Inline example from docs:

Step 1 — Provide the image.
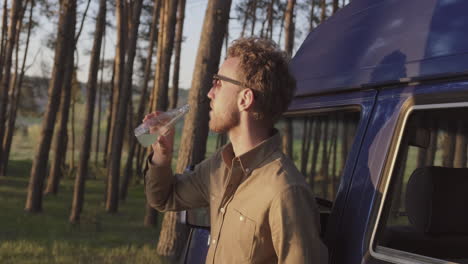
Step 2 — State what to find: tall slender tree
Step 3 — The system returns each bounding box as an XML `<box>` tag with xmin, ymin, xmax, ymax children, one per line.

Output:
<box><xmin>156</xmin><ymin>0</ymin><xmax>233</xmax><ymax>258</ymax></box>
<box><xmin>25</xmin><ymin>0</ymin><xmax>76</xmax><ymax>212</ymax></box>
<box><xmin>281</xmin><ymin>0</ymin><xmax>295</xmax><ymax>158</ymax></box>
<box><xmin>136</xmin><ymin>3</ymin><xmax>161</xmax><ymax>227</ymax></box>
<box><xmin>169</xmin><ymin>0</ymin><xmax>186</xmax><ymax>109</ymax></box>
<box><xmin>0</xmin><ymin>0</ymin><xmax>9</xmax><ymax>83</ymax></box>
<box><xmin>1</xmin><ymin>0</ymin><xmax>34</xmax><ymax>177</ymax></box>
<box><xmin>151</xmin><ymin>0</ymin><xmax>178</xmax><ymax>112</ymax></box>
<box><xmin>121</xmin><ymin>0</ymin><xmax>154</xmax><ymax>202</ymax></box>
<box><xmin>0</xmin><ymin>0</ymin><xmax>22</xmax><ymax>171</ymax></box>
<box><xmin>70</xmin><ymin>0</ymin><xmax>107</xmax><ymax>223</ymax></box>
<box><xmin>106</xmin><ymin>0</ymin><xmax>143</xmax><ymax>213</ymax></box>
<box><xmin>94</xmin><ymin>27</ymin><xmax>106</xmax><ymax>166</ymax></box>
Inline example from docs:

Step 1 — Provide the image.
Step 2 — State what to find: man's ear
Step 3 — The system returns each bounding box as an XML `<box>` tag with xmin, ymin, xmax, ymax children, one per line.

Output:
<box><xmin>238</xmin><ymin>88</ymin><xmax>254</xmax><ymax>111</ymax></box>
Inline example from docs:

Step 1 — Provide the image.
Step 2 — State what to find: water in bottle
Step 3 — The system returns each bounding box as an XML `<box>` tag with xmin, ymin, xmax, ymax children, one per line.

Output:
<box><xmin>134</xmin><ymin>104</ymin><xmax>190</xmax><ymax>147</ymax></box>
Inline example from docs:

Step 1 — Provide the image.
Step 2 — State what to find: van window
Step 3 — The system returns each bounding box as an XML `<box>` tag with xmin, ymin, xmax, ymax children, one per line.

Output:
<box><xmin>284</xmin><ymin>110</ymin><xmax>360</xmax><ymax>202</ymax></box>
<box><xmin>374</xmin><ymin>106</ymin><xmax>468</xmax><ymax>263</ymax></box>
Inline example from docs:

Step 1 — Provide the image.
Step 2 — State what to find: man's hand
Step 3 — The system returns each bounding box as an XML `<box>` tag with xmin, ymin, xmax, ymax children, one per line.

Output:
<box><xmin>143</xmin><ymin>112</ymin><xmax>175</xmax><ymax>167</ymax></box>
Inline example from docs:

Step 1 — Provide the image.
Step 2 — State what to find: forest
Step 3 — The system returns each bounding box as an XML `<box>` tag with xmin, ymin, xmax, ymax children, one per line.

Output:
<box><xmin>0</xmin><ymin>0</ymin><xmax>350</xmax><ymax>262</ymax></box>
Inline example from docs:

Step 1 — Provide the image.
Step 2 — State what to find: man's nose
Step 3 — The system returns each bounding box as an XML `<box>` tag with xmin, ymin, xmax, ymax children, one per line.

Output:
<box><xmin>207</xmin><ymin>87</ymin><xmax>214</xmax><ymax>100</ymax></box>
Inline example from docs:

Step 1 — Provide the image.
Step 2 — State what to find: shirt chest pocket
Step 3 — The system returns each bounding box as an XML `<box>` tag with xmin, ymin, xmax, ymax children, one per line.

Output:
<box><xmin>228</xmin><ymin>208</ymin><xmax>256</xmax><ymax>261</ymax></box>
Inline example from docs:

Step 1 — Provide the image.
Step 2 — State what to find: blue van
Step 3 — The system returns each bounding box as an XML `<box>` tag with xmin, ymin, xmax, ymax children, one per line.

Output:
<box><xmin>181</xmin><ymin>0</ymin><xmax>468</xmax><ymax>263</ymax></box>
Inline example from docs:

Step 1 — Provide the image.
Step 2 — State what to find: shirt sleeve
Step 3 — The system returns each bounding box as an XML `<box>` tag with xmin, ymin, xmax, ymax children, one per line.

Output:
<box><xmin>269</xmin><ymin>185</ymin><xmax>328</xmax><ymax>264</ymax></box>
<box><xmin>144</xmin><ymin>153</ymin><xmax>211</xmax><ymax>212</ymax></box>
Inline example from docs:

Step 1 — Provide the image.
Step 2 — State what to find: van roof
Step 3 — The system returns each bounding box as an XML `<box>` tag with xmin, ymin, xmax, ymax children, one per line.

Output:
<box><xmin>290</xmin><ymin>0</ymin><xmax>468</xmax><ymax>97</ymax></box>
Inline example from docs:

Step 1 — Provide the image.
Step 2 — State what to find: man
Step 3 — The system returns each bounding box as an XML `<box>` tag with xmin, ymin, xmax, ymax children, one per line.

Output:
<box><xmin>145</xmin><ymin>37</ymin><xmax>328</xmax><ymax>264</ymax></box>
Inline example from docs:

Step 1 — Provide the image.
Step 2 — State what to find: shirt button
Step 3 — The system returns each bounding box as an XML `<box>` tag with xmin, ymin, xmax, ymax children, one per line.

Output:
<box><xmin>220</xmin><ymin>208</ymin><xmax>225</xmax><ymax>214</ymax></box>
<box><xmin>212</xmin><ymin>239</ymin><xmax>217</xmax><ymax>244</ymax></box>
<box><xmin>240</xmin><ymin>216</ymin><xmax>245</xmax><ymax>221</ymax></box>
<box><xmin>245</xmin><ymin>168</ymin><xmax>250</xmax><ymax>173</ymax></box>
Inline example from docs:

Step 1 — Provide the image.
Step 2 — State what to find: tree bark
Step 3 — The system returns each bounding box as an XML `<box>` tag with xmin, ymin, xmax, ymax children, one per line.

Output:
<box><xmin>25</xmin><ymin>0</ymin><xmax>76</xmax><ymax>212</ymax></box>
<box><xmin>321</xmin><ymin>0</ymin><xmax>327</xmax><ymax>21</ymax></box>
<box><xmin>121</xmin><ymin>99</ymin><xmax>135</xmax><ymax>201</ymax></box>
<box><xmin>454</xmin><ymin>120</ymin><xmax>467</xmax><ymax>168</ymax></box>
<box><xmin>151</xmin><ymin>0</ymin><xmax>178</xmax><ymax>112</ymax></box>
<box><xmin>0</xmin><ymin>0</ymin><xmax>21</xmax><ymax>171</ymax></box>
<box><xmin>169</xmin><ymin>0</ymin><xmax>186</xmax><ymax>109</ymax></box>
<box><xmin>106</xmin><ymin>0</ymin><xmax>143</xmax><ymax>213</ymax></box>
<box><xmin>281</xmin><ymin>0</ymin><xmax>295</xmax><ymax>158</ymax></box>
<box><xmin>332</xmin><ymin>0</ymin><xmax>339</xmax><ymax>14</ymax></box>
<box><xmin>1</xmin><ymin>0</ymin><xmax>34</xmax><ymax>177</ymax></box>
<box><xmin>94</xmin><ymin>28</ymin><xmax>106</xmax><ymax>166</ymax></box>
<box><xmin>309</xmin><ymin>117</ymin><xmax>322</xmax><ymax>189</ymax></box>
<box><xmin>320</xmin><ymin>119</ymin><xmax>329</xmax><ymax>199</ymax></box>
<box><xmin>0</xmin><ymin>0</ymin><xmax>9</xmax><ymax>83</ymax></box>
<box><xmin>309</xmin><ymin>0</ymin><xmax>316</xmax><ymax>32</ymax></box>
<box><xmin>103</xmin><ymin>59</ymin><xmax>116</xmax><ymax>167</ymax></box>
<box><xmin>70</xmin><ymin>0</ymin><xmax>106</xmax><ymax>223</ymax></box>
<box><xmin>424</xmin><ymin>120</ymin><xmax>438</xmax><ymax>166</ymax></box>
<box><xmin>300</xmin><ymin>118</ymin><xmax>313</xmax><ymax>175</ymax></box>
<box><xmin>250</xmin><ymin>0</ymin><xmax>257</xmax><ymax>36</ymax></box>
<box><xmin>441</xmin><ymin>120</ymin><xmax>456</xmax><ymax>167</ymax></box>
<box><xmin>156</xmin><ymin>0</ymin><xmax>233</xmax><ymax>258</ymax></box>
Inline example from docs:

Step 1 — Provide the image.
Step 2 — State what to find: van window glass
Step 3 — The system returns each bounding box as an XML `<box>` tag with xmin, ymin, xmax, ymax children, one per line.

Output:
<box><xmin>374</xmin><ymin>107</ymin><xmax>468</xmax><ymax>263</ymax></box>
<box><xmin>281</xmin><ymin>110</ymin><xmax>360</xmax><ymax>202</ymax></box>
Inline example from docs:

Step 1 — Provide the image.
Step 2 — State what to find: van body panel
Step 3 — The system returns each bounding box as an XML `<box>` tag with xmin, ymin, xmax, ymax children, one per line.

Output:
<box><xmin>290</xmin><ymin>0</ymin><xmax>468</xmax><ymax>96</ymax></box>
<box><xmin>334</xmin><ymin>81</ymin><xmax>468</xmax><ymax>264</ymax></box>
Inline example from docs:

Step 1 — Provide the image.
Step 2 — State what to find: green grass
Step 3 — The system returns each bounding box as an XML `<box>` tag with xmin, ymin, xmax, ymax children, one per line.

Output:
<box><xmin>0</xmin><ymin>159</ymin><xmax>166</xmax><ymax>264</ymax></box>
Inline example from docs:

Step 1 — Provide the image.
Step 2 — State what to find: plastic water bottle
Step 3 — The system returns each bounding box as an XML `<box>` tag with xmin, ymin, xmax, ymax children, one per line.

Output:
<box><xmin>134</xmin><ymin>104</ymin><xmax>190</xmax><ymax>147</ymax></box>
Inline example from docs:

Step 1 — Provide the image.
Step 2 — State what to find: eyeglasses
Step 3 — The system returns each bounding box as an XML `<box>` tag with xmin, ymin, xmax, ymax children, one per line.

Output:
<box><xmin>212</xmin><ymin>74</ymin><xmax>244</xmax><ymax>87</ymax></box>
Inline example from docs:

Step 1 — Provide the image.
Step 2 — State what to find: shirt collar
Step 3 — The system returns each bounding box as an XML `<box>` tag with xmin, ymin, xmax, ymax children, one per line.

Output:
<box><xmin>221</xmin><ymin>129</ymin><xmax>281</xmax><ymax>175</ymax></box>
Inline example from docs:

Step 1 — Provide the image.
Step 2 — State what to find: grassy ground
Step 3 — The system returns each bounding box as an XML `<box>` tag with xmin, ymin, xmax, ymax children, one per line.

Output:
<box><xmin>0</xmin><ymin>159</ymin><xmax>166</xmax><ymax>264</ymax></box>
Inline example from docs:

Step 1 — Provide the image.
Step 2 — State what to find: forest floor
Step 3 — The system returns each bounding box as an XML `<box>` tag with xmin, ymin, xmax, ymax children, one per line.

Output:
<box><xmin>0</xmin><ymin>159</ymin><xmax>169</xmax><ymax>264</ymax></box>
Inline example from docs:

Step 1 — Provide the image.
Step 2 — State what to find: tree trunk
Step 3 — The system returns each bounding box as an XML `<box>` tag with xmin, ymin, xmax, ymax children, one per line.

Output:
<box><xmin>1</xmin><ymin>0</ymin><xmax>34</xmax><ymax>177</ymax></box>
<box><xmin>95</xmin><ymin>29</ymin><xmax>106</xmax><ymax>166</ymax></box>
<box><xmin>250</xmin><ymin>0</ymin><xmax>257</xmax><ymax>36</ymax></box>
<box><xmin>169</xmin><ymin>0</ymin><xmax>186</xmax><ymax>109</ymax></box>
<box><xmin>332</xmin><ymin>0</ymin><xmax>339</xmax><ymax>14</ymax></box>
<box><xmin>121</xmin><ymin>99</ymin><xmax>135</xmax><ymax>201</ymax></box>
<box><xmin>424</xmin><ymin>120</ymin><xmax>438</xmax><ymax>166</ymax></box>
<box><xmin>0</xmin><ymin>0</ymin><xmax>21</xmax><ymax>171</ymax></box>
<box><xmin>1</xmin><ymin>1</ymin><xmax>22</xmax><ymax>176</ymax></box>
<box><xmin>330</xmin><ymin>115</ymin><xmax>338</xmax><ymax>197</ymax></box>
<box><xmin>25</xmin><ymin>0</ymin><xmax>76</xmax><ymax>213</ymax></box>
<box><xmin>70</xmin><ymin>0</ymin><xmax>106</xmax><ymax>223</ymax></box>
<box><xmin>454</xmin><ymin>120</ymin><xmax>467</xmax><ymax>168</ymax></box>
<box><xmin>156</xmin><ymin>0</ymin><xmax>233</xmax><ymax>258</ymax></box>
<box><xmin>282</xmin><ymin>119</ymin><xmax>293</xmax><ymax>157</ymax></box>
<box><xmin>309</xmin><ymin>0</ymin><xmax>316</xmax><ymax>32</ymax></box>
<box><xmin>281</xmin><ymin>0</ymin><xmax>295</xmax><ymax>158</ymax></box>
<box><xmin>151</xmin><ymin>0</ymin><xmax>178</xmax><ymax>112</ymax></box>
<box><xmin>137</xmin><ymin>0</ymin><xmax>160</xmax><ymax>123</ymax></box>
<box><xmin>0</xmin><ymin>0</ymin><xmax>9</xmax><ymax>83</ymax></box>
<box><xmin>139</xmin><ymin>1</ymin><xmax>161</xmax><ymax>223</ymax></box>
<box><xmin>441</xmin><ymin>120</ymin><xmax>456</xmax><ymax>167</ymax></box>
<box><xmin>103</xmin><ymin>59</ymin><xmax>116</xmax><ymax>167</ymax></box>
<box><xmin>106</xmin><ymin>0</ymin><xmax>143</xmax><ymax>213</ymax></box>
<box><xmin>240</xmin><ymin>1</ymin><xmax>249</xmax><ymax>38</ymax></box>
<box><xmin>321</xmin><ymin>0</ymin><xmax>327</xmax><ymax>21</ymax></box>
<box><xmin>320</xmin><ymin>119</ymin><xmax>329</xmax><ymax>199</ymax></box>
<box><xmin>266</xmin><ymin>0</ymin><xmax>274</xmax><ymax>39</ymax></box>
<box><xmin>300</xmin><ymin>118</ymin><xmax>313</xmax><ymax>175</ymax></box>
<box><xmin>309</xmin><ymin>117</ymin><xmax>322</xmax><ymax>189</ymax></box>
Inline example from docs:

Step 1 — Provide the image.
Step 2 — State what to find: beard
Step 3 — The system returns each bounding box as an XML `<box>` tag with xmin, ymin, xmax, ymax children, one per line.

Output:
<box><xmin>209</xmin><ymin>108</ymin><xmax>240</xmax><ymax>133</ymax></box>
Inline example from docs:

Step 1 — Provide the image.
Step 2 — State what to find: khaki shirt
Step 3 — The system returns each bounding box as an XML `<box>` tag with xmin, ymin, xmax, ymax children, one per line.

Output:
<box><xmin>145</xmin><ymin>132</ymin><xmax>328</xmax><ymax>264</ymax></box>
